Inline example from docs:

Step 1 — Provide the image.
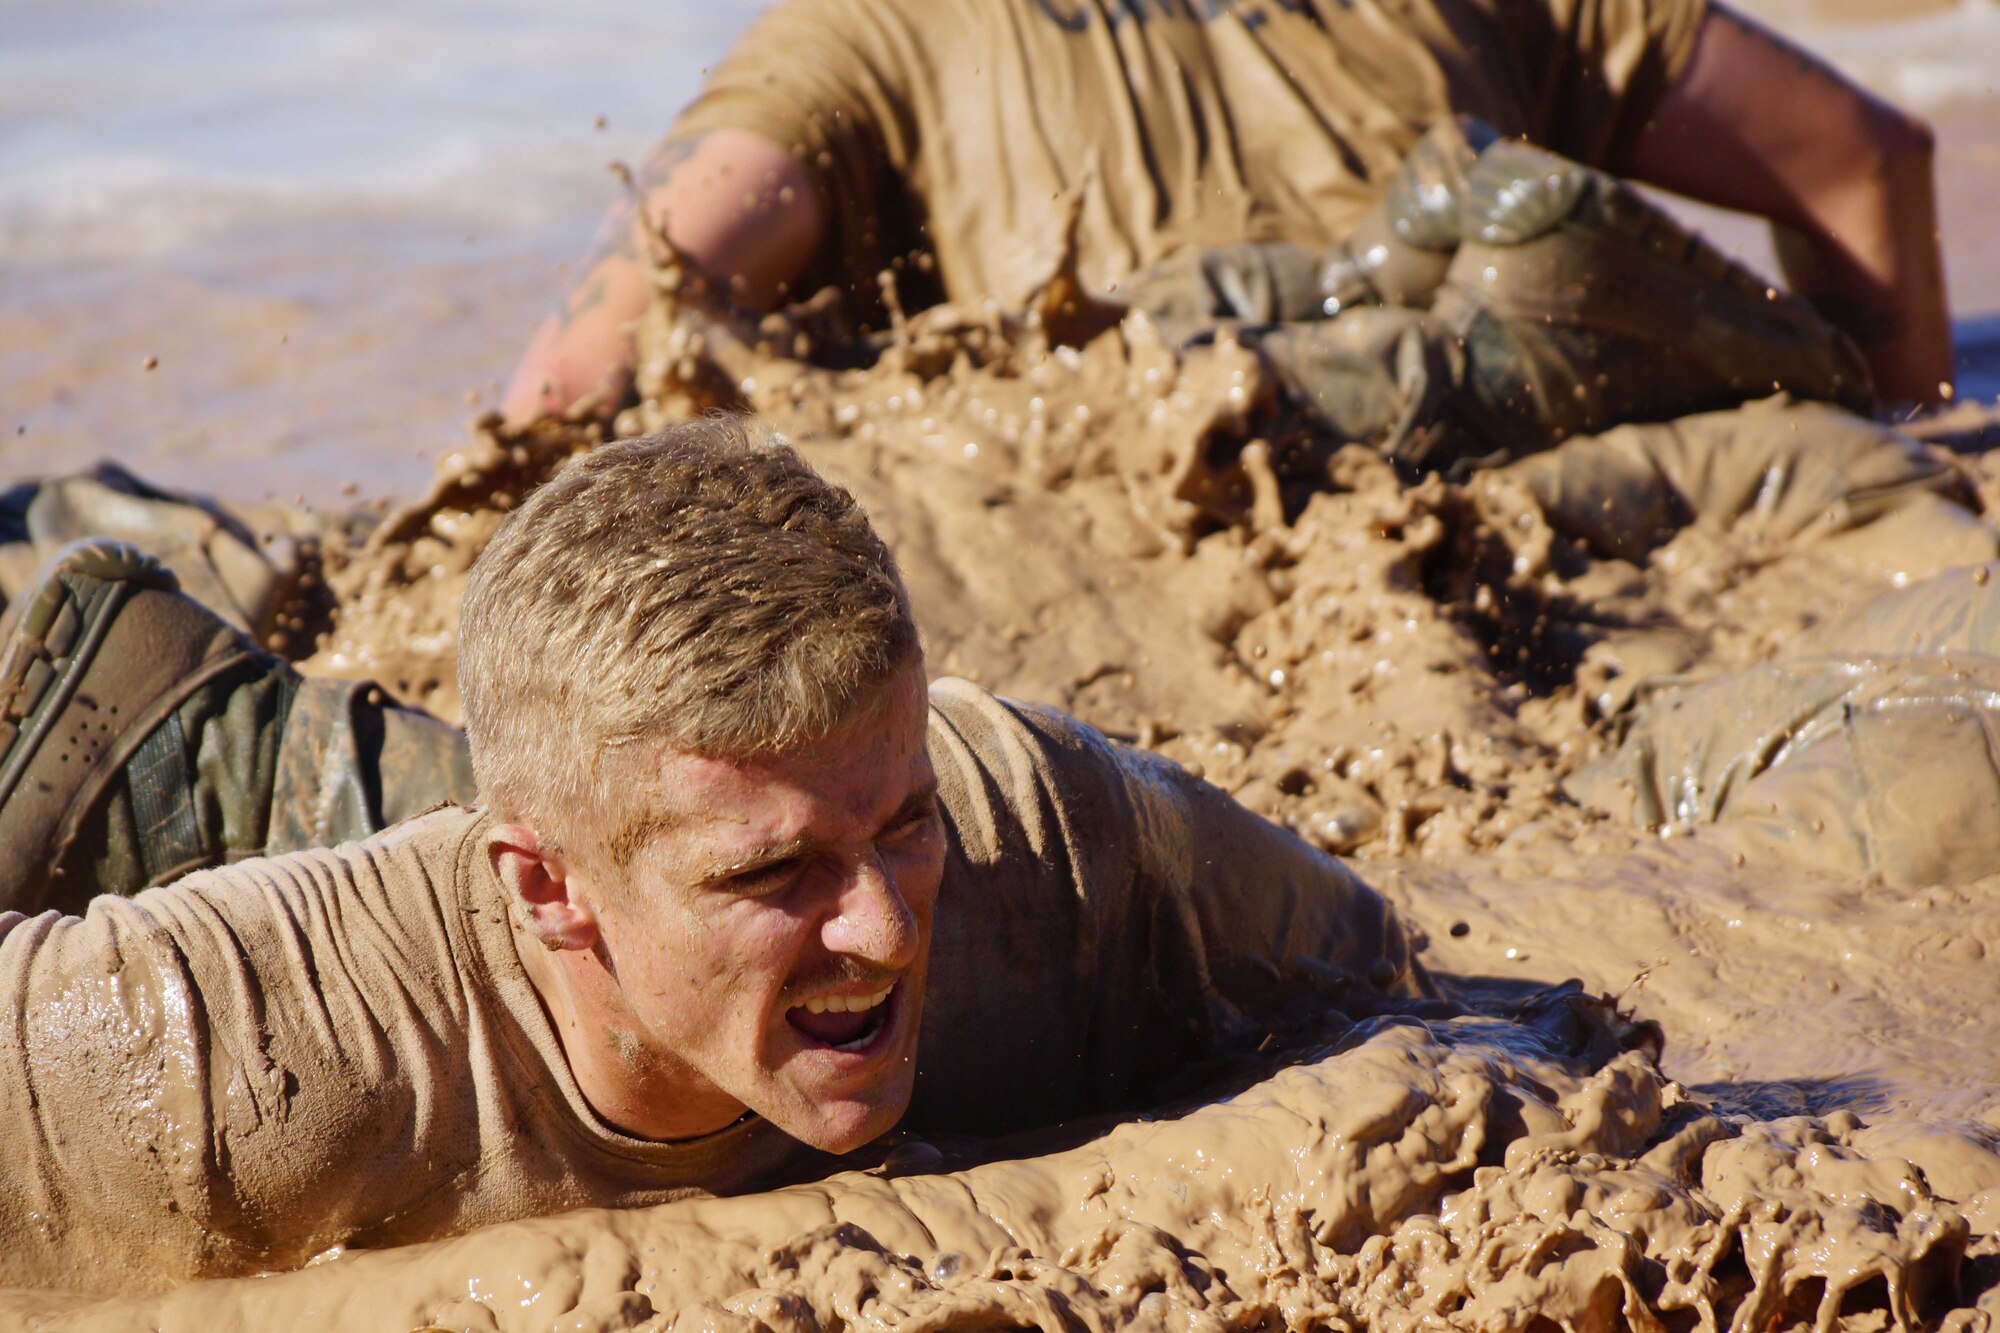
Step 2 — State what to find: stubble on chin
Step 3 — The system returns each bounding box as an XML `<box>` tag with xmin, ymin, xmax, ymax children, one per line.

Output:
<box><xmin>611</xmin><ymin>1020</ymin><xmax>704</xmax><ymax>1079</ymax></box>
<box><xmin>611</xmin><ymin>1024</ymin><xmax>647</xmax><ymax>1068</ymax></box>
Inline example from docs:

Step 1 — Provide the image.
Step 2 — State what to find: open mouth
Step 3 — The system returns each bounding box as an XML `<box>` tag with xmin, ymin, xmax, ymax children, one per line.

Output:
<box><xmin>785</xmin><ymin>982</ymin><xmax>897</xmax><ymax>1053</ymax></box>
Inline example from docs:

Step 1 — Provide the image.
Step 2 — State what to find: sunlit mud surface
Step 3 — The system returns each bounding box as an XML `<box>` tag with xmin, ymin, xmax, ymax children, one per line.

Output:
<box><xmin>20</xmin><ymin>1007</ymin><xmax>2000</xmax><ymax>1333</ymax></box>
<box><xmin>10</xmin><ymin>260</ymin><xmax>1997</xmax><ymax>1331</ymax></box>
<box><xmin>6</xmin><ymin>0</ymin><xmax>2000</xmax><ymax>1317</ymax></box>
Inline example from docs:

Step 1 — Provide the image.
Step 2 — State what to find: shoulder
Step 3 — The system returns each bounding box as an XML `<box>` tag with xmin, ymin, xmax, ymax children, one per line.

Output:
<box><xmin>926</xmin><ymin>677</ymin><xmax>1168</xmax><ymax>879</ymax></box>
<box><xmin>927</xmin><ymin>676</ymin><xmax>1178</xmax><ymax>805</ymax></box>
<box><xmin>685</xmin><ymin>0</ymin><xmax>1010</xmax><ymax>102</ymax></box>
<box><xmin>926</xmin><ymin>677</ymin><xmax>1109</xmax><ymax>769</ymax></box>
<box><xmin>925</xmin><ymin>679</ymin><xmax>1106</xmax><ymax>833</ymax></box>
<box><xmin>704</xmin><ymin>0</ymin><xmax>941</xmax><ymax>64</ymax></box>
<box><xmin>0</xmin><ymin>809</ymin><xmax>492</xmax><ymax>1283</ymax></box>
<box><xmin>358</xmin><ymin>802</ymin><xmax>490</xmax><ymax>876</ymax></box>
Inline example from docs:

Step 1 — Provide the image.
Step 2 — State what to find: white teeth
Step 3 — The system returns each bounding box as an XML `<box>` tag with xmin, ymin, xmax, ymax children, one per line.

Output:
<box><xmin>799</xmin><ymin>984</ymin><xmax>894</xmax><ymax>1015</ymax></box>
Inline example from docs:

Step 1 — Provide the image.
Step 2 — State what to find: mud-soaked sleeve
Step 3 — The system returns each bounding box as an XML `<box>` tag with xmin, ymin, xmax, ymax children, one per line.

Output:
<box><xmin>911</xmin><ymin>679</ymin><xmax>1428</xmax><ymax>1133</ymax></box>
<box><xmin>1488</xmin><ymin>0</ymin><xmax>1707</xmax><ymax>168</ymax></box>
<box><xmin>0</xmin><ymin>844</ymin><xmax>473</xmax><ymax>1293</ymax></box>
<box><xmin>669</xmin><ymin>0</ymin><xmax>919</xmax><ymax>302</ymax></box>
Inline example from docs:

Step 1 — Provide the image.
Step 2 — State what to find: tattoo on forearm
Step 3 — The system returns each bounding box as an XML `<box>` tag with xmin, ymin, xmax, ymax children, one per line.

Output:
<box><xmin>550</xmin><ymin>132</ymin><xmax>713</xmax><ymax>329</ymax></box>
<box><xmin>633</xmin><ymin>133</ymin><xmax>708</xmax><ymax>195</ymax></box>
<box><xmin>559</xmin><ymin>273</ymin><xmax>612</xmax><ymax>324</ymax></box>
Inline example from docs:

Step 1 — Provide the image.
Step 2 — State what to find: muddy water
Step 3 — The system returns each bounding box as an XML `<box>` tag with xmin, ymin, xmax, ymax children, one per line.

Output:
<box><xmin>10</xmin><ymin>274</ymin><xmax>1992</xmax><ymax>1329</ymax></box>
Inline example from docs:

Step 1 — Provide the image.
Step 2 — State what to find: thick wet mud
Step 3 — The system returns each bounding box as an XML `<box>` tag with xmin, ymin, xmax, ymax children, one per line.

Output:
<box><xmin>18</xmin><ymin>278</ymin><xmax>1981</xmax><ymax>1330</ymax></box>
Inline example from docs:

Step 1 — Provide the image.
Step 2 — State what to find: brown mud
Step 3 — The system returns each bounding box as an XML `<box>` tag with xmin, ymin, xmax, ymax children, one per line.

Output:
<box><xmin>7</xmin><ymin>266</ymin><xmax>1987</xmax><ymax>1330</ymax></box>
<box><xmin>18</xmin><ymin>1008</ymin><xmax>2000</xmax><ymax>1333</ymax></box>
<box><xmin>3</xmin><ymin>0</ymin><xmax>1999</xmax><ymax>1313</ymax></box>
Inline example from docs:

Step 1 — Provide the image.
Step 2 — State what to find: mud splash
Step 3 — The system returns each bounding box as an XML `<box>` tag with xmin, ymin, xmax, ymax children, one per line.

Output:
<box><xmin>22</xmin><ymin>276</ymin><xmax>2000</xmax><ymax>1328</ymax></box>
<box><xmin>310</xmin><ymin>285</ymin><xmax>2000</xmax><ymax>867</ymax></box>
<box><xmin>21</xmin><ymin>1008</ymin><xmax>2000</xmax><ymax>1333</ymax></box>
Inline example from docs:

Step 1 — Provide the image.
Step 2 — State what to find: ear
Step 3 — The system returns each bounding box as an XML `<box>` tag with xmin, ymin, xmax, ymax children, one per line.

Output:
<box><xmin>488</xmin><ymin>821</ymin><xmax>602</xmax><ymax>952</ymax></box>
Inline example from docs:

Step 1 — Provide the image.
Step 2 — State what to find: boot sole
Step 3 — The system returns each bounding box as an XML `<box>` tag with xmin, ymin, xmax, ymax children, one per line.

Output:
<box><xmin>0</xmin><ymin>542</ymin><xmax>177</xmax><ymax>806</ymax></box>
<box><xmin>0</xmin><ymin>540</ymin><xmax>259</xmax><ymax>907</ymax></box>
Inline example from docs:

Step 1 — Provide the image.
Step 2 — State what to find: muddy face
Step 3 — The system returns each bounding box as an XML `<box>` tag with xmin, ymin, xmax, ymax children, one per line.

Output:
<box><xmin>592</xmin><ymin>666</ymin><xmax>943</xmax><ymax>1152</ymax></box>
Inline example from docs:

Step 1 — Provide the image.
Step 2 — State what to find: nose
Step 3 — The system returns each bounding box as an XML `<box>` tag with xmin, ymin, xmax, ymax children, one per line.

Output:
<box><xmin>820</xmin><ymin>853</ymin><xmax>920</xmax><ymax>970</ymax></box>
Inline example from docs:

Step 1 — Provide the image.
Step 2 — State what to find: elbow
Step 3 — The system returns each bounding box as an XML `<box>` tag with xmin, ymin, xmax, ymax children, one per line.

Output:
<box><xmin>1870</xmin><ymin>102</ymin><xmax>1935</xmax><ymax>165</ymax></box>
<box><xmin>1842</xmin><ymin>102</ymin><xmax>1939</xmax><ymax>234</ymax></box>
<box><xmin>1794</xmin><ymin>97</ymin><xmax>1936</xmax><ymax>223</ymax></box>
<box><xmin>1844</xmin><ymin>95</ymin><xmax>1935</xmax><ymax>185</ymax></box>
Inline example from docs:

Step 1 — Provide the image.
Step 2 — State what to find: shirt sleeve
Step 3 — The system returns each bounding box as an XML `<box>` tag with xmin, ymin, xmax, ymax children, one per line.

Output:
<box><xmin>912</xmin><ymin>679</ymin><xmax>1430</xmax><ymax>1132</ymax></box>
<box><xmin>1497</xmin><ymin>0</ymin><xmax>1709</xmax><ymax>168</ymax></box>
<box><xmin>669</xmin><ymin>0</ymin><xmax>922</xmax><ymax>308</ymax></box>
<box><xmin>0</xmin><ymin>854</ymin><xmax>466</xmax><ymax>1293</ymax></box>
<box><xmin>0</xmin><ymin>897</ymin><xmax>252</xmax><ymax>1290</ymax></box>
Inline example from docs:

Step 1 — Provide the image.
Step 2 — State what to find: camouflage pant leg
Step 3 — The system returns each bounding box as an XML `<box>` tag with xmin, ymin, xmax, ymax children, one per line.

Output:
<box><xmin>265</xmin><ymin>678</ymin><xmax>477</xmax><ymax>855</ymax></box>
<box><xmin>1423</xmin><ymin>140</ymin><xmax>1871</xmax><ymax>461</ymax></box>
<box><xmin>1099</xmin><ymin>117</ymin><xmax>1492</xmax><ymax>329</ymax></box>
<box><xmin>1104</xmin><ymin>242</ymin><xmax>1331</xmax><ymax>329</ymax></box>
<box><xmin>54</xmin><ymin>661</ymin><xmax>296</xmax><ymax>904</ymax></box>
<box><xmin>1715</xmin><ymin>693</ymin><xmax>2000</xmax><ymax>886</ymax></box>
<box><xmin>1497</xmin><ymin>397</ymin><xmax>1994</xmax><ymax>566</ymax></box>
<box><xmin>0</xmin><ymin>465</ymin><xmax>341</xmax><ymax>645</ymax></box>
<box><xmin>53</xmin><ymin>671</ymin><xmax>477</xmax><ymax>903</ymax></box>
<box><xmin>1106</xmin><ymin>126</ymin><xmax>1873</xmax><ymax>477</ymax></box>
<box><xmin>6</xmin><ymin>473</ymin><xmax>469</xmax><ymax>907</ymax></box>
<box><xmin>1252</xmin><ymin>309</ymin><xmax>1473</xmax><ymax>464</ymax></box>
<box><xmin>1570</xmin><ymin>656</ymin><xmax>2000</xmax><ymax>887</ymax></box>
<box><xmin>1793</xmin><ymin>560</ymin><xmax>2000</xmax><ymax>659</ymax></box>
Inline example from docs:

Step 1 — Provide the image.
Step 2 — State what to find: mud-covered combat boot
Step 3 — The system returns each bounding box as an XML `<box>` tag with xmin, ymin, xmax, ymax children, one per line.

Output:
<box><xmin>0</xmin><ymin>540</ymin><xmax>257</xmax><ymax>910</ymax></box>
<box><xmin>1253</xmin><ymin>306</ymin><xmax>1478</xmax><ymax>465</ymax></box>
<box><xmin>1418</xmin><ymin>138</ymin><xmax>1876</xmax><ymax>470</ymax></box>
<box><xmin>1104</xmin><ymin>117</ymin><xmax>1496</xmax><ymax>329</ymax></box>
<box><xmin>0</xmin><ymin>539</ymin><xmax>474</xmax><ymax>914</ymax></box>
<box><xmin>1119</xmin><ymin>121</ymin><xmax>1874</xmax><ymax>476</ymax></box>
<box><xmin>1103</xmin><ymin>240</ymin><xmax>1330</xmax><ymax>329</ymax></box>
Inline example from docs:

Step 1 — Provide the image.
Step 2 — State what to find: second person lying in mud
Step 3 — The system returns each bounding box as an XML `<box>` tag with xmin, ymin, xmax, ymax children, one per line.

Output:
<box><xmin>502</xmin><ymin>0</ymin><xmax>1951</xmax><ymax>465</ymax></box>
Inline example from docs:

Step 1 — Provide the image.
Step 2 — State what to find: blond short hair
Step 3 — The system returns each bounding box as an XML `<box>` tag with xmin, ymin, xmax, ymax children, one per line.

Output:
<box><xmin>458</xmin><ymin>418</ymin><xmax>920</xmax><ymax>846</ymax></box>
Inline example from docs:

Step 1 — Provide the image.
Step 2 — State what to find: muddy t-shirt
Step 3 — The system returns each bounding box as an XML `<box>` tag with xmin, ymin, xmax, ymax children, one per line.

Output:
<box><xmin>673</xmin><ymin>0</ymin><xmax>1706</xmax><ymax>316</ymax></box>
<box><xmin>0</xmin><ymin>679</ymin><xmax>1419</xmax><ymax>1292</ymax></box>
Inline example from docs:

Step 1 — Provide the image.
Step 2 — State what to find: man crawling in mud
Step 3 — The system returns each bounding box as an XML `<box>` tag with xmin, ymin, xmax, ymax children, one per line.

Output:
<box><xmin>500</xmin><ymin>0</ymin><xmax>1951</xmax><ymax>470</ymax></box>
<box><xmin>0</xmin><ymin>418</ymin><xmax>1427</xmax><ymax>1293</ymax></box>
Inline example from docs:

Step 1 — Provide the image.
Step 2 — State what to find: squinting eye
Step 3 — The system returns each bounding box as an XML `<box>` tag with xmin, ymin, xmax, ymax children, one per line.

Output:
<box><xmin>728</xmin><ymin>859</ymin><xmax>801</xmax><ymax>894</ymax></box>
<box><xmin>884</xmin><ymin>807</ymin><xmax>939</xmax><ymax>844</ymax></box>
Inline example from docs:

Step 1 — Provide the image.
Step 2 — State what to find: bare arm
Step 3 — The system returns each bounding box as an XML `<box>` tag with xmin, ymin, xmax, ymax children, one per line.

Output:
<box><xmin>502</xmin><ymin>127</ymin><xmax>827</xmax><ymax>423</ymax></box>
<box><xmin>1626</xmin><ymin>2</ymin><xmax>1950</xmax><ymax>406</ymax></box>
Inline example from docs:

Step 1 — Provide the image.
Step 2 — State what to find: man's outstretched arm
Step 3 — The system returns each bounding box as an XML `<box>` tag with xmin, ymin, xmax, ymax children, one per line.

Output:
<box><xmin>1626</xmin><ymin>1</ymin><xmax>1950</xmax><ymax>406</ymax></box>
<box><xmin>501</xmin><ymin>127</ymin><xmax>826</xmax><ymax>423</ymax></box>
